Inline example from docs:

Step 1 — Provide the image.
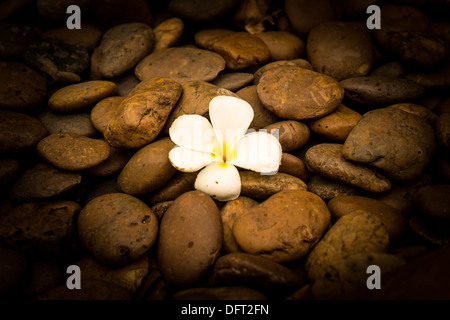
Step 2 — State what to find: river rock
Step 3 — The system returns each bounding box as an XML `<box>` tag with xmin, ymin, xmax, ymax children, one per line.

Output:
<box><xmin>232</xmin><ymin>190</ymin><xmax>331</xmax><ymax>263</ymax></box>
<box><xmin>117</xmin><ymin>137</ymin><xmax>176</xmax><ymax>196</ymax></box>
<box><xmin>436</xmin><ymin>113</ymin><xmax>450</xmax><ymax>148</ymax></box>
<box><xmin>305</xmin><ymin>143</ymin><xmax>391</xmax><ymax>193</ymax></box>
<box><xmin>307</xmin><ymin>104</ymin><xmax>362</xmax><ymax>142</ymax></box>
<box><xmin>194</xmin><ymin>29</ymin><xmax>235</xmax><ymax>50</ymax></box>
<box><xmin>253</xmin><ymin>59</ymin><xmax>313</xmax><ymax>85</ymax></box>
<box><xmin>307</xmin><ymin>175</ymin><xmax>359</xmax><ymax>203</ymax></box>
<box><xmin>0</xmin><ymin>200</ymin><xmax>81</xmax><ymax>254</ymax></box>
<box><xmin>369</xmin><ymin>61</ymin><xmax>406</xmax><ymax>78</ymax></box>
<box><xmin>257</xmin><ymin>66</ymin><xmax>343</xmax><ymax>120</ymax></box>
<box><xmin>0</xmin><ymin>158</ymin><xmax>20</xmax><ymax>185</ymax></box>
<box><xmin>38</xmin><ymin>109</ymin><xmax>98</xmax><ymax>138</ymax></box>
<box><xmin>148</xmin><ymin>171</ymin><xmax>198</xmax><ymax>204</ymax></box>
<box><xmin>9</xmin><ymin>163</ymin><xmax>82</xmax><ymax>202</ymax></box>
<box><xmin>305</xmin><ymin>210</ymin><xmax>390</xmax><ymax>280</ymax></box>
<box><xmin>25</xmin><ymin>260</ymin><xmax>66</xmax><ymax>297</ymax></box>
<box><xmin>278</xmin><ymin>153</ymin><xmax>309</xmax><ymax>182</ymax></box>
<box><xmin>157</xmin><ymin>190</ymin><xmax>223</xmax><ymax>287</ymax></box>
<box><xmin>86</xmin><ymin>146</ymin><xmax>133</xmax><ymax>177</ymax></box>
<box><xmin>104</xmin><ymin>78</ymin><xmax>182</xmax><ymax>149</ymax></box>
<box><xmin>0</xmin><ymin>62</ymin><xmax>46</xmax><ymax>110</ymax></box>
<box><xmin>254</xmin><ymin>31</ymin><xmax>304</xmax><ymax>61</ymax></box>
<box><xmin>168</xmin><ymin>0</ymin><xmax>240</xmax><ymax>22</ymax></box>
<box><xmin>97</xmin><ymin>23</ymin><xmax>155</xmax><ymax>78</ymax></box>
<box><xmin>48</xmin><ymin>80</ymin><xmax>118</xmax><ymax>113</ymax></box>
<box><xmin>42</xmin><ymin>23</ymin><xmax>102</xmax><ymax>51</ymax></box>
<box><xmin>340</xmin><ymin>76</ymin><xmax>425</xmax><ymax>106</ymax></box>
<box><xmin>211</xmin><ymin>32</ymin><xmax>271</xmax><ymax>70</ymax></box>
<box><xmin>0</xmin><ymin>248</ymin><xmax>29</xmax><ymax>297</ymax></box>
<box><xmin>342</xmin><ymin>107</ymin><xmax>436</xmax><ymax>181</ymax></box>
<box><xmin>413</xmin><ymin>185</ymin><xmax>450</xmax><ymax>222</ymax></box>
<box><xmin>212</xmin><ymin>72</ymin><xmax>254</xmax><ymax>92</ymax></box>
<box><xmin>389</xmin><ymin>103</ymin><xmax>438</xmax><ymax>127</ymax></box>
<box><xmin>90</xmin><ymin>96</ymin><xmax>125</xmax><ymax>133</ymax></box>
<box><xmin>328</xmin><ymin>195</ymin><xmax>408</xmax><ymax>242</ymax></box>
<box><xmin>37</xmin><ymin>133</ymin><xmax>110</xmax><ymax>171</ymax></box>
<box><xmin>36</xmin><ymin>0</ymin><xmax>90</xmax><ymax>20</ymax></box>
<box><xmin>153</xmin><ymin>17</ymin><xmax>184</xmax><ymax>51</ymax></box>
<box><xmin>264</xmin><ymin>120</ymin><xmax>310</xmax><ymax>152</ymax></box>
<box><xmin>307</xmin><ymin>21</ymin><xmax>375</xmax><ymax>81</ymax></box>
<box><xmin>135</xmin><ymin>47</ymin><xmax>225</xmax><ymax>82</ymax></box>
<box><xmin>78</xmin><ymin>193</ymin><xmax>158</xmax><ymax>266</ymax></box>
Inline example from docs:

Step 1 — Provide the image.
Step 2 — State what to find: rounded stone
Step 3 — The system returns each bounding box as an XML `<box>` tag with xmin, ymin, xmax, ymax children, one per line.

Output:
<box><xmin>388</xmin><ymin>103</ymin><xmax>438</xmax><ymax>127</ymax></box>
<box><xmin>157</xmin><ymin>190</ymin><xmax>223</xmax><ymax>287</ymax></box>
<box><xmin>232</xmin><ymin>190</ymin><xmax>331</xmax><ymax>263</ymax></box>
<box><xmin>135</xmin><ymin>47</ymin><xmax>225</xmax><ymax>82</ymax></box>
<box><xmin>257</xmin><ymin>66</ymin><xmax>344</xmax><ymax>120</ymax></box>
<box><xmin>278</xmin><ymin>153</ymin><xmax>309</xmax><ymax>182</ymax></box>
<box><xmin>263</xmin><ymin>120</ymin><xmax>310</xmax><ymax>152</ymax></box>
<box><xmin>0</xmin><ymin>62</ymin><xmax>46</xmax><ymax>110</ymax></box>
<box><xmin>327</xmin><ymin>195</ymin><xmax>408</xmax><ymax>242</ymax></box>
<box><xmin>148</xmin><ymin>171</ymin><xmax>198</xmax><ymax>204</ymax></box>
<box><xmin>9</xmin><ymin>163</ymin><xmax>82</xmax><ymax>202</ymax></box>
<box><xmin>212</xmin><ymin>72</ymin><xmax>254</xmax><ymax>92</ymax></box>
<box><xmin>194</xmin><ymin>29</ymin><xmax>235</xmax><ymax>50</ymax></box>
<box><xmin>254</xmin><ymin>31</ymin><xmax>304</xmax><ymax>61</ymax></box>
<box><xmin>0</xmin><ymin>158</ymin><xmax>20</xmax><ymax>185</ymax></box>
<box><xmin>86</xmin><ymin>146</ymin><xmax>133</xmax><ymax>177</ymax></box>
<box><xmin>369</xmin><ymin>61</ymin><xmax>406</xmax><ymax>78</ymax></box>
<box><xmin>212</xmin><ymin>32</ymin><xmax>271</xmax><ymax>70</ymax></box>
<box><xmin>38</xmin><ymin>109</ymin><xmax>98</xmax><ymax>138</ymax></box>
<box><xmin>90</xmin><ymin>96</ymin><xmax>125</xmax><ymax>134</ymax></box>
<box><xmin>307</xmin><ymin>21</ymin><xmax>375</xmax><ymax>81</ymax></box>
<box><xmin>305</xmin><ymin>210</ymin><xmax>390</xmax><ymax>280</ymax></box>
<box><xmin>0</xmin><ymin>201</ymin><xmax>81</xmax><ymax>254</ymax></box>
<box><xmin>42</xmin><ymin>23</ymin><xmax>102</xmax><ymax>51</ymax></box>
<box><xmin>413</xmin><ymin>185</ymin><xmax>450</xmax><ymax>222</ymax></box>
<box><xmin>153</xmin><ymin>17</ymin><xmax>184</xmax><ymax>51</ymax></box>
<box><xmin>305</xmin><ymin>143</ymin><xmax>392</xmax><ymax>193</ymax></box>
<box><xmin>307</xmin><ymin>104</ymin><xmax>362</xmax><ymax>142</ymax></box>
<box><xmin>104</xmin><ymin>78</ymin><xmax>182</xmax><ymax>149</ymax></box>
<box><xmin>48</xmin><ymin>80</ymin><xmax>118</xmax><ymax>113</ymax></box>
<box><xmin>436</xmin><ymin>113</ymin><xmax>450</xmax><ymax>148</ymax></box>
<box><xmin>253</xmin><ymin>59</ymin><xmax>313</xmax><ymax>85</ymax></box>
<box><xmin>340</xmin><ymin>76</ymin><xmax>425</xmax><ymax>106</ymax></box>
<box><xmin>36</xmin><ymin>132</ymin><xmax>111</xmax><ymax>171</ymax></box>
<box><xmin>97</xmin><ymin>22</ymin><xmax>155</xmax><ymax>78</ymax></box>
<box><xmin>0</xmin><ymin>110</ymin><xmax>48</xmax><ymax>153</ymax></box>
<box><xmin>307</xmin><ymin>175</ymin><xmax>359</xmax><ymax>203</ymax></box>
<box><xmin>117</xmin><ymin>137</ymin><xmax>176</xmax><ymax>196</ymax></box>
<box><xmin>342</xmin><ymin>107</ymin><xmax>436</xmax><ymax>181</ymax></box>
<box><xmin>77</xmin><ymin>193</ymin><xmax>158</xmax><ymax>266</ymax></box>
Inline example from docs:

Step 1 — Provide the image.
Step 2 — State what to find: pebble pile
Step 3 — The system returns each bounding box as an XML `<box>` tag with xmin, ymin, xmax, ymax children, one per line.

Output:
<box><xmin>0</xmin><ymin>0</ymin><xmax>449</xmax><ymax>300</ymax></box>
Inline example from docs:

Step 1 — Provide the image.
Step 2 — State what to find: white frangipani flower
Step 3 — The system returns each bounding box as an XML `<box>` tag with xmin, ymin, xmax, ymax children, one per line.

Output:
<box><xmin>168</xmin><ymin>96</ymin><xmax>282</xmax><ymax>201</ymax></box>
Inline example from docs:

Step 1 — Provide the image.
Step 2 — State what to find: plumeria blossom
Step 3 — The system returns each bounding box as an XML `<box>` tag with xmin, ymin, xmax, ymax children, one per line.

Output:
<box><xmin>168</xmin><ymin>96</ymin><xmax>282</xmax><ymax>201</ymax></box>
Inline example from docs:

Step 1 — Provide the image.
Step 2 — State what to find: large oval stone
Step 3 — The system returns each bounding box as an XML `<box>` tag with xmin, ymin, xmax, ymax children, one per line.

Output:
<box><xmin>257</xmin><ymin>66</ymin><xmax>343</xmax><ymax>120</ymax></box>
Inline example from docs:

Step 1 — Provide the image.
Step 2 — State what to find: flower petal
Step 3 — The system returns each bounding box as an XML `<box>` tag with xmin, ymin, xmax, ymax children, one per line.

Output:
<box><xmin>169</xmin><ymin>114</ymin><xmax>220</xmax><ymax>155</ymax></box>
<box><xmin>194</xmin><ymin>163</ymin><xmax>241</xmax><ymax>201</ymax></box>
<box><xmin>169</xmin><ymin>146</ymin><xmax>217</xmax><ymax>172</ymax></box>
<box><xmin>209</xmin><ymin>96</ymin><xmax>254</xmax><ymax>161</ymax></box>
<box><xmin>229</xmin><ymin>130</ymin><xmax>282</xmax><ymax>174</ymax></box>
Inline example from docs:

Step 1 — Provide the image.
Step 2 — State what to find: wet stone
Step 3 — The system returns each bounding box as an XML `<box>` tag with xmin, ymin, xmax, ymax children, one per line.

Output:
<box><xmin>135</xmin><ymin>47</ymin><xmax>225</xmax><ymax>83</ymax></box>
<box><xmin>0</xmin><ymin>62</ymin><xmax>47</xmax><ymax>110</ymax></box>
<box><xmin>23</xmin><ymin>38</ymin><xmax>90</xmax><ymax>83</ymax></box>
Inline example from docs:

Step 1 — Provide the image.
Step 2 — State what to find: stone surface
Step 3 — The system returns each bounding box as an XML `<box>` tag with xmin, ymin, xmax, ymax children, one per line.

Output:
<box><xmin>278</xmin><ymin>153</ymin><xmax>309</xmax><ymax>182</ymax></box>
<box><xmin>0</xmin><ymin>248</ymin><xmax>29</xmax><ymax>297</ymax></box>
<box><xmin>305</xmin><ymin>143</ymin><xmax>391</xmax><ymax>193</ymax></box>
<box><xmin>413</xmin><ymin>185</ymin><xmax>450</xmax><ymax>222</ymax></box>
<box><xmin>307</xmin><ymin>175</ymin><xmax>359</xmax><ymax>203</ymax></box>
<box><xmin>90</xmin><ymin>96</ymin><xmax>125</xmax><ymax>133</ymax></box>
<box><xmin>253</xmin><ymin>59</ymin><xmax>313</xmax><ymax>85</ymax></box>
<box><xmin>254</xmin><ymin>31</ymin><xmax>304</xmax><ymax>61</ymax></box>
<box><xmin>168</xmin><ymin>0</ymin><xmax>240</xmax><ymax>22</ymax></box>
<box><xmin>0</xmin><ymin>23</ymin><xmax>39</xmax><ymax>60</ymax></box>
<box><xmin>86</xmin><ymin>146</ymin><xmax>133</xmax><ymax>177</ymax></box>
<box><xmin>263</xmin><ymin>120</ymin><xmax>310</xmax><ymax>152</ymax></box>
<box><xmin>135</xmin><ymin>47</ymin><xmax>225</xmax><ymax>82</ymax></box>
<box><xmin>38</xmin><ymin>109</ymin><xmax>98</xmax><ymax>138</ymax></box>
<box><xmin>342</xmin><ymin>107</ymin><xmax>436</xmax><ymax>181</ymax></box>
<box><xmin>194</xmin><ymin>29</ymin><xmax>235</xmax><ymax>50</ymax></box>
<box><xmin>153</xmin><ymin>17</ymin><xmax>184</xmax><ymax>51</ymax></box>
<box><xmin>157</xmin><ymin>191</ymin><xmax>222</xmax><ymax>287</ymax></box>
<box><xmin>48</xmin><ymin>81</ymin><xmax>118</xmax><ymax>113</ymax></box>
<box><xmin>0</xmin><ymin>158</ymin><xmax>20</xmax><ymax>185</ymax></box>
<box><xmin>257</xmin><ymin>66</ymin><xmax>343</xmax><ymax>120</ymax></box>
<box><xmin>104</xmin><ymin>78</ymin><xmax>182</xmax><ymax>149</ymax></box>
<box><xmin>436</xmin><ymin>113</ymin><xmax>450</xmax><ymax>148</ymax></box>
<box><xmin>212</xmin><ymin>72</ymin><xmax>254</xmax><ymax>92</ymax></box>
<box><xmin>37</xmin><ymin>133</ymin><xmax>110</xmax><ymax>171</ymax></box>
<box><xmin>148</xmin><ymin>171</ymin><xmax>198</xmax><ymax>204</ymax></box>
<box><xmin>42</xmin><ymin>23</ymin><xmax>102</xmax><ymax>51</ymax></box>
<box><xmin>388</xmin><ymin>103</ymin><xmax>438</xmax><ymax>127</ymax></box>
<box><xmin>78</xmin><ymin>193</ymin><xmax>158</xmax><ymax>266</ymax></box>
<box><xmin>0</xmin><ymin>62</ymin><xmax>46</xmax><ymax>110</ymax></box>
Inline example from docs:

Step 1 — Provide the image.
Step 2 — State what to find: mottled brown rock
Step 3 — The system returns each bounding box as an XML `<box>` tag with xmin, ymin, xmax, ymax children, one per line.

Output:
<box><xmin>212</xmin><ymin>72</ymin><xmax>254</xmax><ymax>92</ymax></box>
<box><xmin>235</xmin><ymin>85</ymin><xmax>279</xmax><ymax>130</ymax></box>
<box><xmin>0</xmin><ymin>110</ymin><xmax>48</xmax><ymax>153</ymax></box>
<box><xmin>168</xmin><ymin>0</ymin><xmax>240</xmax><ymax>22</ymax></box>
<box><xmin>157</xmin><ymin>191</ymin><xmax>222</xmax><ymax>287</ymax></box>
<box><xmin>9</xmin><ymin>163</ymin><xmax>82</xmax><ymax>201</ymax></box>
<box><xmin>369</xmin><ymin>61</ymin><xmax>406</xmax><ymax>78</ymax></box>
<box><xmin>389</xmin><ymin>103</ymin><xmax>438</xmax><ymax>127</ymax></box>
<box><xmin>86</xmin><ymin>146</ymin><xmax>133</xmax><ymax>177</ymax></box>
<box><xmin>264</xmin><ymin>120</ymin><xmax>310</xmax><ymax>152</ymax></box>
<box><xmin>254</xmin><ymin>31</ymin><xmax>304</xmax><ymax>61</ymax></box>
<box><xmin>307</xmin><ymin>21</ymin><xmax>375</xmax><ymax>81</ymax></box>
<box><xmin>257</xmin><ymin>66</ymin><xmax>343</xmax><ymax>120</ymax></box>
<box><xmin>212</xmin><ymin>32</ymin><xmax>271</xmax><ymax>70</ymax></box>
<box><xmin>48</xmin><ymin>81</ymin><xmax>118</xmax><ymax>113</ymax></box>
<box><xmin>90</xmin><ymin>96</ymin><xmax>125</xmax><ymax>133</ymax></box>
<box><xmin>150</xmin><ymin>201</ymin><xmax>173</xmax><ymax>221</ymax></box>
<box><xmin>253</xmin><ymin>59</ymin><xmax>313</xmax><ymax>85</ymax></box>
<box><xmin>327</xmin><ymin>195</ymin><xmax>408</xmax><ymax>242</ymax></box>
<box><xmin>308</xmin><ymin>104</ymin><xmax>362</xmax><ymax>142</ymax></box>
<box><xmin>117</xmin><ymin>137</ymin><xmax>176</xmax><ymax>196</ymax></box>
<box><xmin>104</xmin><ymin>78</ymin><xmax>182</xmax><ymax>149</ymax></box>
<box><xmin>278</xmin><ymin>153</ymin><xmax>309</xmax><ymax>182</ymax></box>
<box><xmin>232</xmin><ymin>190</ymin><xmax>331</xmax><ymax>263</ymax></box>
<box><xmin>307</xmin><ymin>175</ymin><xmax>359</xmax><ymax>203</ymax></box>
<box><xmin>0</xmin><ymin>201</ymin><xmax>80</xmax><ymax>254</ymax></box>
<box><xmin>38</xmin><ymin>109</ymin><xmax>98</xmax><ymax>138</ymax></box>
<box><xmin>340</xmin><ymin>76</ymin><xmax>425</xmax><ymax>106</ymax></box>
<box><xmin>436</xmin><ymin>113</ymin><xmax>450</xmax><ymax>148</ymax></box>
<box><xmin>135</xmin><ymin>47</ymin><xmax>225</xmax><ymax>82</ymax></box>
<box><xmin>153</xmin><ymin>17</ymin><xmax>184</xmax><ymax>51</ymax></box>
<box><xmin>42</xmin><ymin>23</ymin><xmax>102</xmax><ymax>51</ymax></box>
<box><xmin>163</xmin><ymin>81</ymin><xmax>236</xmax><ymax>134</ymax></box>
<box><xmin>240</xmin><ymin>171</ymin><xmax>307</xmax><ymax>201</ymax></box>
<box><xmin>148</xmin><ymin>171</ymin><xmax>198</xmax><ymax>204</ymax></box>
<box><xmin>97</xmin><ymin>23</ymin><xmax>155</xmax><ymax>78</ymax></box>
<box><xmin>78</xmin><ymin>193</ymin><xmax>158</xmax><ymax>266</ymax></box>
<box><xmin>194</xmin><ymin>29</ymin><xmax>235</xmax><ymax>50</ymax></box>
<box><xmin>413</xmin><ymin>185</ymin><xmax>450</xmax><ymax>222</ymax></box>
<box><xmin>0</xmin><ymin>62</ymin><xmax>46</xmax><ymax>110</ymax></box>
<box><xmin>305</xmin><ymin>143</ymin><xmax>391</xmax><ymax>193</ymax></box>
<box><xmin>37</xmin><ymin>133</ymin><xmax>110</xmax><ymax>171</ymax></box>
<box><xmin>305</xmin><ymin>210</ymin><xmax>390</xmax><ymax>280</ymax></box>
<box><xmin>342</xmin><ymin>107</ymin><xmax>436</xmax><ymax>181</ymax></box>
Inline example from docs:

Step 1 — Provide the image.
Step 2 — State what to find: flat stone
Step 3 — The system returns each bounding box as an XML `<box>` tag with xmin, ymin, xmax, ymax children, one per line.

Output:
<box><xmin>38</xmin><ymin>109</ymin><xmax>98</xmax><ymax>137</ymax></box>
<box><xmin>153</xmin><ymin>17</ymin><xmax>184</xmax><ymax>51</ymax></box>
<box><xmin>307</xmin><ymin>175</ymin><xmax>359</xmax><ymax>203</ymax></box>
<box><xmin>90</xmin><ymin>96</ymin><xmax>125</xmax><ymax>133</ymax></box>
<box><xmin>254</xmin><ymin>31</ymin><xmax>304</xmax><ymax>61</ymax></box>
<box><xmin>253</xmin><ymin>59</ymin><xmax>313</xmax><ymax>85</ymax></box>
<box><xmin>135</xmin><ymin>47</ymin><xmax>225</xmax><ymax>82</ymax></box>
<box><xmin>211</xmin><ymin>72</ymin><xmax>254</xmax><ymax>92</ymax></box>
<box><xmin>305</xmin><ymin>143</ymin><xmax>391</xmax><ymax>193</ymax></box>
<box><xmin>194</xmin><ymin>28</ymin><xmax>235</xmax><ymax>50</ymax></box>
<box><xmin>257</xmin><ymin>66</ymin><xmax>343</xmax><ymax>120</ymax></box>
